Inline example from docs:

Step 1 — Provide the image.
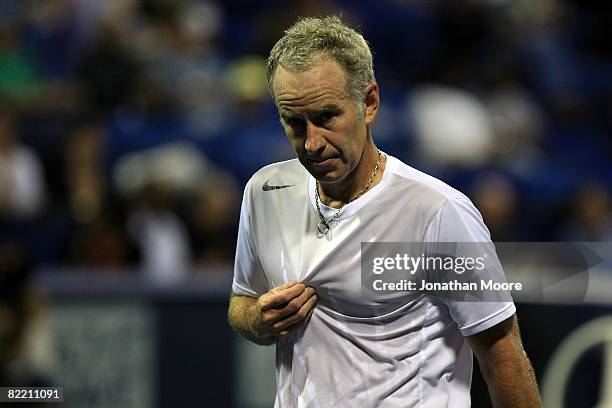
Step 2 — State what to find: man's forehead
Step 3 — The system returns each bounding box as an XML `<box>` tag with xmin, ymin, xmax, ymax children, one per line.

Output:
<box><xmin>278</xmin><ymin>103</ymin><xmax>340</xmax><ymax>116</ymax></box>
<box><xmin>273</xmin><ymin>59</ymin><xmax>348</xmax><ymax>100</ymax></box>
<box><xmin>274</xmin><ymin>63</ymin><xmax>347</xmax><ymax>116</ymax></box>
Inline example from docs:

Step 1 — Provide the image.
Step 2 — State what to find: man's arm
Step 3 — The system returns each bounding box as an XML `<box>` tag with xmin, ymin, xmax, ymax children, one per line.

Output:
<box><xmin>466</xmin><ymin>314</ymin><xmax>542</xmax><ymax>408</ymax></box>
<box><xmin>228</xmin><ymin>293</ymin><xmax>276</xmax><ymax>345</ymax></box>
<box><xmin>228</xmin><ymin>281</ymin><xmax>317</xmax><ymax>346</ymax></box>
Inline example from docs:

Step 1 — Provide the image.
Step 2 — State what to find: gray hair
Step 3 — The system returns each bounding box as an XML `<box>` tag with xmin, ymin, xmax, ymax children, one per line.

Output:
<box><xmin>266</xmin><ymin>16</ymin><xmax>376</xmax><ymax>104</ymax></box>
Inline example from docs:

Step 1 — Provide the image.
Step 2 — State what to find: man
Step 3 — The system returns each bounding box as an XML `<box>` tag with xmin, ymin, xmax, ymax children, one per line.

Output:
<box><xmin>228</xmin><ymin>16</ymin><xmax>541</xmax><ymax>407</ymax></box>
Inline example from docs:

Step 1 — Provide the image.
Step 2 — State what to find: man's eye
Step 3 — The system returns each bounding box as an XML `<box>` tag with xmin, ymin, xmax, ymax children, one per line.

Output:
<box><xmin>321</xmin><ymin>112</ymin><xmax>334</xmax><ymax>121</ymax></box>
<box><xmin>316</xmin><ymin>112</ymin><xmax>336</xmax><ymax>125</ymax></box>
<box><xmin>285</xmin><ymin>118</ymin><xmax>305</xmax><ymax>128</ymax></box>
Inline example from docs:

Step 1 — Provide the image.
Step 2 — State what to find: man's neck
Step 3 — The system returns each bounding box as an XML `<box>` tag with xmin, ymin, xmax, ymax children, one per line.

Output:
<box><xmin>318</xmin><ymin>144</ymin><xmax>386</xmax><ymax>209</ymax></box>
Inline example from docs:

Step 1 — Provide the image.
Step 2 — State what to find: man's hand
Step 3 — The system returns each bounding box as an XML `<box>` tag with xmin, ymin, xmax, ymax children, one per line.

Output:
<box><xmin>253</xmin><ymin>281</ymin><xmax>318</xmax><ymax>337</ymax></box>
<box><xmin>467</xmin><ymin>315</ymin><xmax>542</xmax><ymax>407</ymax></box>
<box><xmin>228</xmin><ymin>281</ymin><xmax>318</xmax><ymax>345</ymax></box>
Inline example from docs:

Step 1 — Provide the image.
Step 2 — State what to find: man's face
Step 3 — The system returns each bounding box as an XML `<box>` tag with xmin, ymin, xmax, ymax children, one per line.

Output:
<box><xmin>272</xmin><ymin>58</ymin><xmax>378</xmax><ymax>184</ymax></box>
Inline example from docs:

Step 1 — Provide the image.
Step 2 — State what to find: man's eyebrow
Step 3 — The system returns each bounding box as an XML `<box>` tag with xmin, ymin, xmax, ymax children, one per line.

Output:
<box><xmin>279</xmin><ymin>105</ymin><xmax>340</xmax><ymax>118</ymax></box>
<box><xmin>279</xmin><ymin>110</ymin><xmax>298</xmax><ymax>117</ymax></box>
<box><xmin>319</xmin><ymin>106</ymin><xmax>340</xmax><ymax>113</ymax></box>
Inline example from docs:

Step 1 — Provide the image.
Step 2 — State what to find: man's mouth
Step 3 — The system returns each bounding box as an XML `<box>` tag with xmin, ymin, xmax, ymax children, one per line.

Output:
<box><xmin>309</xmin><ymin>155</ymin><xmax>338</xmax><ymax>163</ymax></box>
<box><xmin>310</xmin><ymin>157</ymin><xmax>337</xmax><ymax>168</ymax></box>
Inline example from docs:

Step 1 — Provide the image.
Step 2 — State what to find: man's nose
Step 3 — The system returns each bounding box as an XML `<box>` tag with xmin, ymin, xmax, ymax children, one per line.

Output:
<box><xmin>304</xmin><ymin>121</ymin><xmax>325</xmax><ymax>155</ymax></box>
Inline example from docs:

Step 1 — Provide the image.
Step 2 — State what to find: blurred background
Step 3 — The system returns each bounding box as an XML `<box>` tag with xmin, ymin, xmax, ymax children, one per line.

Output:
<box><xmin>0</xmin><ymin>0</ymin><xmax>610</xmax><ymax>407</ymax></box>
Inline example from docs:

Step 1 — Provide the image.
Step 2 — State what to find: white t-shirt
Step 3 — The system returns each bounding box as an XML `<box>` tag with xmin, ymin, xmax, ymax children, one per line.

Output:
<box><xmin>232</xmin><ymin>154</ymin><xmax>515</xmax><ymax>407</ymax></box>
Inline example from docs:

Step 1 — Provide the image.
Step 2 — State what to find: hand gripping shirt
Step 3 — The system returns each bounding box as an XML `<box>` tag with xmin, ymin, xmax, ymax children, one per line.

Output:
<box><xmin>232</xmin><ymin>155</ymin><xmax>516</xmax><ymax>408</ymax></box>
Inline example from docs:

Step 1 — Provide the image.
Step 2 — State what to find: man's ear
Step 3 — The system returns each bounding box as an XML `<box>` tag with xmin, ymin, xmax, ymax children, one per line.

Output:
<box><xmin>363</xmin><ymin>83</ymin><xmax>380</xmax><ymax>126</ymax></box>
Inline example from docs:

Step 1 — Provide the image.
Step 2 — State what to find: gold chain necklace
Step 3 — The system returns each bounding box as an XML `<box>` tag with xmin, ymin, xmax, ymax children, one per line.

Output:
<box><xmin>315</xmin><ymin>149</ymin><xmax>382</xmax><ymax>235</ymax></box>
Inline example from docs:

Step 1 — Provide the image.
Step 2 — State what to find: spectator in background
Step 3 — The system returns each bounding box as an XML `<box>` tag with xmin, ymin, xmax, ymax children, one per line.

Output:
<box><xmin>0</xmin><ymin>102</ymin><xmax>47</xmax><ymax>220</ymax></box>
<box><xmin>134</xmin><ymin>0</ymin><xmax>227</xmax><ymax>134</ymax></box>
<box><xmin>407</xmin><ymin>85</ymin><xmax>494</xmax><ymax>169</ymax></box>
<box><xmin>60</xmin><ymin>118</ymin><xmax>139</xmax><ymax>268</ymax></box>
<box><xmin>0</xmin><ymin>20</ymin><xmax>41</xmax><ymax>108</ymax></box>
<box><xmin>64</xmin><ymin>119</ymin><xmax>107</xmax><ymax>224</ymax></box>
<box><xmin>126</xmin><ymin>181</ymin><xmax>192</xmax><ymax>284</ymax></box>
<box><xmin>472</xmin><ymin>173</ymin><xmax>521</xmax><ymax>241</ymax></box>
<box><xmin>114</xmin><ymin>142</ymin><xmax>209</xmax><ymax>283</ymax></box>
<box><xmin>189</xmin><ymin>171</ymin><xmax>241</xmax><ymax>265</ymax></box>
<box><xmin>559</xmin><ymin>182</ymin><xmax>612</xmax><ymax>241</ymax></box>
<box><xmin>24</xmin><ymin>0</ymin><xmax>81</xmax><ymax>80</ymax></box>
<box><xmin>0</xmin><ymin>241</ymin><xmax>55</xmax><ymax>394</ymax></box>
<box><xmin>76</xmin><ymin>22</ymin><xmax>143</xmax><ymax>113</ymax></box>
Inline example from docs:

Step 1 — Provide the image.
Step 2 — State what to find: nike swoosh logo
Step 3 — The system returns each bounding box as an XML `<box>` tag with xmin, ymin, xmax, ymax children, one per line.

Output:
<box><xmin>262</xmin><ymin>180</ymin><xmax>295</xmax><ymax>191</ymax></box>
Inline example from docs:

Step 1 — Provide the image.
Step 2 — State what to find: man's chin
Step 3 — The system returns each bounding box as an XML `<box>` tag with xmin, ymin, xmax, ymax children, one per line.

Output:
<box><xmin>308</xmin><ymin>168</ymin><xmax>346</xmax><ymax>184</ymax></box>
<box><xmin>299</xmin><ymin>158</ymin><xmax>346</xmax><ymax>183</ymax></box>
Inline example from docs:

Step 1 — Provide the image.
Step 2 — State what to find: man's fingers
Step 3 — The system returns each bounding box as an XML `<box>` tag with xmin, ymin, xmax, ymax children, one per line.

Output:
<box><xmin>263</xmin><ymin>287</ymin><xmax>315</xmax><ymax>324</ymax></box>
<box><xmin>278</xmin><ymin>304</ymin><xmax>317</xmax><ymax>337</ymax></box>
<box><xmin>271</xmin><ymin>281</ymin><xmax>298</xmax><ymax>292</ymax></box>
<box><xmin>273</xmin><ymin>294</ymin><xmax>318</xmax><ymax>331</ymax></box>
<box><xmin>272</xmin><ymin>287</ymin><xmax>316</xmax><ymax>319</ymax></box>
<box><xmin>261</xmin><ymin>286</ymin><xmax>315</xmax><ymax>325</ymax></box>
<box><xmin>260</xmin><ymin>283</ymin><xmax>306</xmax><ymax>311</ymax></box>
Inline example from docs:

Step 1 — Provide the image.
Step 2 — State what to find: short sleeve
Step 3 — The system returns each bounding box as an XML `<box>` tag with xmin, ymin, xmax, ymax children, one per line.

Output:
<box><xmin>232</xmin><ymin>181</ymin><xmax>269</xmax><ymax>297</ymax></box>
<box><xmin>423</xmin><ymin>196</ymin><xmax>516</xmax><ymax>336</ymax></box>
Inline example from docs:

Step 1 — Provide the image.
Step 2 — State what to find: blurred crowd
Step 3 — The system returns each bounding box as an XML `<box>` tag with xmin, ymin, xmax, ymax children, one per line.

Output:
<box><xmin>0</xmin><ymin>0</ymin><xmax>610</xmax><ymax>281</ymax></box>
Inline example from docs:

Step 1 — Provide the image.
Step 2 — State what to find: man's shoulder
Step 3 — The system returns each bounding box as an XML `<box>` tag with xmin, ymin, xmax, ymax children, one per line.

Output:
<box><xmin>387</xmin><ymin>155</ymin><xmax>468</xmax><ymax>205</ymax></box>
<box><xmin>245</xmin><ymin>158</ymin><xmax>307</xmax><ymax>196</ymax></box>
<box><xmin>387</xmin><ymin>156</ymin><xmax>490</xmax><ymax>241</ymax></box>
